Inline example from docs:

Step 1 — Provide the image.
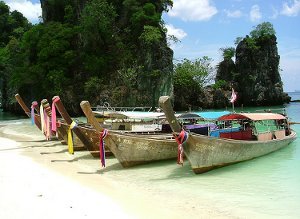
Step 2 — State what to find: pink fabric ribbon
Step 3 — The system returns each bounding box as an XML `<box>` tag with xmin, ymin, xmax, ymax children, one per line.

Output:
<box><xmin>51</xmin><ymin>96</ymin><xmax>60</xmax><ymax>132</ymax></box>
<box><xmin>99</xmin><ymin>129</ymin><xmax>108</xmax><ymax>167</ymax></box>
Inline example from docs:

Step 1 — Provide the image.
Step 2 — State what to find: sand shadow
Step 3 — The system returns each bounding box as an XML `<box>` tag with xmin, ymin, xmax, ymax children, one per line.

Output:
<box><xmin>77</xmin><ymin>162</ymin><xmax>124</xmax><ymax>175</ymax></box>
<box><xmin>0</xmin><ymin>144</ymin><xmax>59</xmax><ymax>152</ymax></box>
<box><xmin>50</xmin><ymin>154</ymin><xmax>95</xmax><ymax>163</ymax></box>
<box><xmin>17</xmin><ymin>138</ymin><xmax>59</xmax><ymax>143</ymax></box>
<box><xmin>40</xmin><ymin>148</ymin><xmax>69</xmax><ymax>155</ymax></box>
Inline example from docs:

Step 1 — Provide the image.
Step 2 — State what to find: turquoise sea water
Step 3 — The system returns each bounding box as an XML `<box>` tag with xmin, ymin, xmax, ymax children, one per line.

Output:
<box><xmin>1</xmin><ymin>95</ymin><xmax>300</xmax><ymax>218</ymax></box>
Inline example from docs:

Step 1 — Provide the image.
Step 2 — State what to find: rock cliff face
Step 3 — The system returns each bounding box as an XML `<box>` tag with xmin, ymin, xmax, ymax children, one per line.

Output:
<box><xmin>215</xmin><ymin>34</ymin><xmax>290</xmax><ymax>106</ymax></box>
<box><xmin>215</xmin><ymin>58</ymin><xmax>236</xmax><ymax>83</ymax></box>
<box><xmin>235</xmin><ymin>35</ymin><xmax>290</xmax><ymax>105</ymax></box>
<box><xmin>39</xmin><ymin>0</ymin><xmax>173</xmax><ymax>108</ymax></box>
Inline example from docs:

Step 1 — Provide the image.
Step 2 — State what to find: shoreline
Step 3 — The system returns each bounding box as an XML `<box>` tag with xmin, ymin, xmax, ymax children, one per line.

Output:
<box><xmin>0</xmin><ymin>120</ymin><xmax>225</xmax><ymax>219</ymax></box>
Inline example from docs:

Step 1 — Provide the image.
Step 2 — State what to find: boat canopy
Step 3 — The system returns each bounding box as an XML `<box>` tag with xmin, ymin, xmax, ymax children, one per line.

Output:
<box><xmin>217</xmin><ymin>113</ymin><xmax>286</xmax><ymax>121</ymax></box>
<box><xmin>93</xmin><ymin>111</ymin><xmax>165</xmax><ymax>119</ymax></box>
<box><xmin>176</xmin><ymin>113</ymin><xmax>204</xmax><ymax>119</ymax></box>
<box><xmin>196</xmin><ymin>111</ymin><xmax>231</xmax><ymax>120</ymax></box>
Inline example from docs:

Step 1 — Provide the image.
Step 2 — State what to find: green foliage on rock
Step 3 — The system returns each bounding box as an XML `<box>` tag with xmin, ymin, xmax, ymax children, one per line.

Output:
<box><xmin>250</xmin><ymin>22</ymin><xmax>276</xmax><ymax>39</ymax></box>
<box><xmin>220</xmin><ymin>47</ymin><xmax>235</xmax><ymax>59</ymax></box>
<box><xmin>173</xmin><ymin>57</ymin><xmax>214</xmax><ymax>110</ymax></box>
<box><xmin>0</xmin><ymin>0</ymin><xmax>174</xmax><ymax>113</ymax></box>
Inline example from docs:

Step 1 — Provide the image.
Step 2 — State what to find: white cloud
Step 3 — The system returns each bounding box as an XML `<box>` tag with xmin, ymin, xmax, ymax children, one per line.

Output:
<box><xmin>281</xmin><ymin>0</ymin><xmax>300</xmax><ymax>16</ymax></box>
<box><xmin>249</xmin><ymin>5</ymin><xmax>262</xmax><ymax>22</ymax></box>
<box><xmin>4</xmin><ymin>0</ymin><xmax>42</xmax><ymax>24</ymax></box>
<box><xmin>168</xmin><ymin>0</ymin><xmax>218</xmax><ymax>21</ymax></box>
<box><xmin>224</xmin><ymin>9</ymin><xmax>242</xmax><ymax>18</ymax></box>
<box><xmin>165</xmin><ymin>24</ymin><xmax>187</xmax><ymax>40</ymax></box>
<box><xmin>270</xmin><ymin>7</ymin><xmax>279</xmax><ymax>19</ymax></box>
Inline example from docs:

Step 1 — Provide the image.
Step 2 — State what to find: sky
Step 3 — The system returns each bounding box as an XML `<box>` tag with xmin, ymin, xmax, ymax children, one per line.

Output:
<box><xmin>3</xmin><ymin>0</ymin><xmax>300</xmax><ymax>92</ymax></box>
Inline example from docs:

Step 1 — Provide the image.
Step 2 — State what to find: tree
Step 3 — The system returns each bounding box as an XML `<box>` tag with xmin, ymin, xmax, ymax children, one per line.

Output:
<box><xmin>250</xmin><ymin>22</ymin><xmax>276</xmax><ymax>39</ymax></box>
<box><xmin>220</xmin><ymin>47</ymin><xmax>235</xmax><ymax>60</ymax></box>
<box><xmin>173</xmin><ymin>57</ymin><xmax>214</xmax><ymax>109</ymax></box>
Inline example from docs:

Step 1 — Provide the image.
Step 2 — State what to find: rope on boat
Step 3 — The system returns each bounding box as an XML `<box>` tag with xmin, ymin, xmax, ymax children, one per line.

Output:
<box><xmin>99</xmin><ymin>129</ymin><xmax>108</xmax><ymax>167</ymax></box>
<box><xmin>30</xmin><ymin>101</ymin><xmax>38</xmax><ymax>125</ymax></box>
<box><xmin>67</xmin><ymin>120</ymin><xmax>78</xmax><ymax>154</ymax></box>
<box><xmin>174</xmin><ymin>129</ymin><xmax>189</xmax><ymax>166</ymax></box>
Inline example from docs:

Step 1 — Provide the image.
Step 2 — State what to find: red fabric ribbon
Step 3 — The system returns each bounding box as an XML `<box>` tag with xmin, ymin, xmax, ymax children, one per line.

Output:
<box><xmin>174</xmin><ymin>130</ymin><xmax>189</xmax><ymax>166</ymax></box>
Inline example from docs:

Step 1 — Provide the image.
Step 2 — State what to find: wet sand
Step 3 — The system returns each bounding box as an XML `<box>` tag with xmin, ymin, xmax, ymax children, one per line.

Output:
<box><xmin>0</xmin><ymin>120</ymin><xmax>228</xmax><ymax>219</ymax></box>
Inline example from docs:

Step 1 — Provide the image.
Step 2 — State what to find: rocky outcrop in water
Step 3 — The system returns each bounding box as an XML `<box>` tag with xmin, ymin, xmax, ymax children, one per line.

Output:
<box><xmin>215</xmin><ymin>33</ymin><xmax>290</xmax><ymax>107</ymax></box>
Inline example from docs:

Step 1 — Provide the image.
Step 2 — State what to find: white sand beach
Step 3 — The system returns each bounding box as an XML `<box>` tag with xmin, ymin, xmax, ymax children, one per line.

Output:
<box><xmin>0</xmin><ymin>120</ymin><xmax>226</xmax><ymax>219</ymax></box>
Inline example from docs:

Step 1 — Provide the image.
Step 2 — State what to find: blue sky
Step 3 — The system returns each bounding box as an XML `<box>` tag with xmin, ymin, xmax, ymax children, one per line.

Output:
<box><xmin>3</xmin><ymin>0</ymin><xmax>300</xmax><ymax>92</ymax></box>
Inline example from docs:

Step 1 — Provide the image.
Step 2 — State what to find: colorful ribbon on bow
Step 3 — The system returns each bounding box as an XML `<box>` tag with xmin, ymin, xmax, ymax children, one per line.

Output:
<box><xmin>67</xmin><ymin>121</ymin><xmax>77</xmax><ymax>154</ymax></box>
<box><xmin>51</xmin><ymin>96</ymin><xmax>60</xmax><ymax>132</ymax></box>
<box><xmin>39</xmin><ymin>103</ymin><xmax>51</xmax><ymax>140</ymax></box>
<box><xmin>40</xmin><ymin>103</ymin><xmax>45</xmax><ymax>134</ymax></box>
<box><xmin>99</xmin><ymin>129</ymin><xmax>108</xmax><ymax>167</ymax></box>
<box><xmin>174</xmin><ymin>129</ymin><xmax>189</xmax><ymax>165</ymax></box>
<box><xmin>31</xmin><ymin>101</ymin><xmax>38</xmax><ymax>125</ymax></box>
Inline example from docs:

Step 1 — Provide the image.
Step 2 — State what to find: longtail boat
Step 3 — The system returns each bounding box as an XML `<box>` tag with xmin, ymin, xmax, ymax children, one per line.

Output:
<box><xmin>80</xmin><ymin>100</ymin><xmax>178</xmax><ymax>167</ymax></box>
<box><xmin>159</xmin><ymin>96</ymin><xmax>297</xmax><ymax>174</ymax></box>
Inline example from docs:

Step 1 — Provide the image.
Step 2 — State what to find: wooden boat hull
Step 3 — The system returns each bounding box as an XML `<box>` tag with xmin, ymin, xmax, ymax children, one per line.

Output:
<box><xmin>80</xmin><ymin>100</ymin><xmax>179</xmax><ymax>167</ymax></box>
<box><xmin>107</xmin><ymin>132</ymin><xmax>177</xmax><ymax>167</ymax></box>
<box><xmin>185</xmin><ymin>131</ymin><xmax>297</xmax><ymax>174</ymax></box>
<box><xmin>60</xmin><ymin>122</ymin><xmax>113</xmax><ymax>157</ymax></box>
<box><xmin>58</xmin><ymin>122</ymin><xmax>92</xmax><ymax>152</ymax></box>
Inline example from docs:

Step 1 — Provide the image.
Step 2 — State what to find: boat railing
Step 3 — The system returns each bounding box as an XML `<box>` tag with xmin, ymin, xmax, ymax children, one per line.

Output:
<box><xmin>92</xmin><ymin>104</ymin><xmax>153</xmax><ymax>112</ymax></box>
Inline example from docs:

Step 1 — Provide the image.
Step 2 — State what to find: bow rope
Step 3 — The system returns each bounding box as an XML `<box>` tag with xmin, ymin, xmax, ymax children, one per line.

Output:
<box><xmin>30</xmin><ymin>101</ymin><xmax>38</xmax><ymax>125</ymax></box>
<box><xmin>51</xmin><ymin>96</ymin><xmax>60</xmax><ymax>132</ymax></box>
<box><xmin>174</xmin><ymin>129</ymin><xmax>189</xmax><ymax>165</ymax></box>
<box><xmin>67</xmin><ymin>121</ymin><xmax>77</xmax><ymax>154</ymax></box>
<box><xmin>99</xmin><ymin>129</ymin><xmax>108</xmax><ymax>167</ymax></box>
